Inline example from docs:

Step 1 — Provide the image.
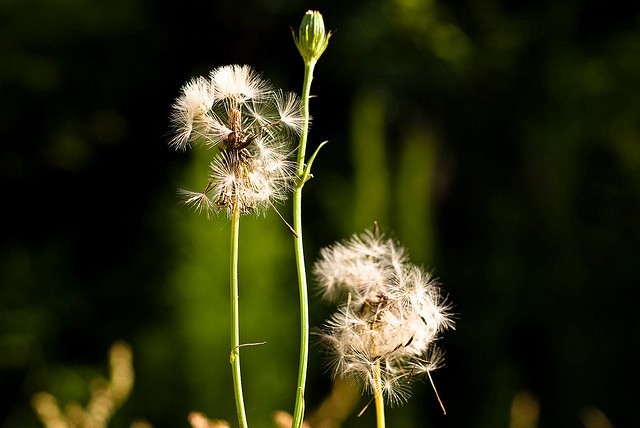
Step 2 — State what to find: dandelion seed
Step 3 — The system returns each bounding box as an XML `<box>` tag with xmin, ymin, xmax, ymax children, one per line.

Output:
<box><xmin>274</xmin><ymin>90</ymin><xmax>305</xmax><ymax>135</ymax></box>
<box><xmin>178</xmin><ymin>189</ymin><xmax>215</xmax><ymax>218</ymax></box>
<box><xmin>314</xmin><ymin>229</ymin><xmax>454</xmax><ymax>406</ymax></box>
<box><xmin>169</xmin><ymin>65</ymin><xmax>302</xmax><ymax>218</ymax></box>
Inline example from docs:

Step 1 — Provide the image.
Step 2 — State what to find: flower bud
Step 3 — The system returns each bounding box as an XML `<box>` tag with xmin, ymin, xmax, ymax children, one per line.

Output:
<box><xmin>293</xmin><ymin>10</ymin><xmax>331</xmax><ymax>63</ymax></box>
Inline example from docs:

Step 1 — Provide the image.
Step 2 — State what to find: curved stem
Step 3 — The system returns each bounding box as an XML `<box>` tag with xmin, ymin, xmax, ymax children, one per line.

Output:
<box><xmin>229</xmin><ymin>205</ymin><xmax>248</xmax><ymax>428</ymax></box>
<box><xmin>291</xmin><ymin>58</ymin><xmax>316</xmax><ymax>428</ymax></box>
<box><xmin>374</xmin><ymin>360</ymin><xmax>386</xmax><ymax>428</ymax></box>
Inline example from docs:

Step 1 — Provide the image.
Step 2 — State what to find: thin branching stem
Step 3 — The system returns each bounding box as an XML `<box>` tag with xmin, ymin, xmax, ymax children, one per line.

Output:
<box><xmin>291</xmin><ymin>58</ymin><xmax>316</xmax><ymax>428</ymax></box>
<box><xmin>229</xmin><ymin>204</ymin><xmax>248</xmax><ymax>428</ymax></box>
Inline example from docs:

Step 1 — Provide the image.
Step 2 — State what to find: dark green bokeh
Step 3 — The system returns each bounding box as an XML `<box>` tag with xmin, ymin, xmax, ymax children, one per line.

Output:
<box><xmin>1</xmin><ymin>1</ymin><xmax>639</xmax><ymax>427</ymax></box>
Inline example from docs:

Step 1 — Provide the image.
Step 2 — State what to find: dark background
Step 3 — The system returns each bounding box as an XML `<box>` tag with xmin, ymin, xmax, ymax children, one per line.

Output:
<box><xmin>2</xmin><ymin>1</ymin><xmax>639</xmax><ymax>427</ymax></box>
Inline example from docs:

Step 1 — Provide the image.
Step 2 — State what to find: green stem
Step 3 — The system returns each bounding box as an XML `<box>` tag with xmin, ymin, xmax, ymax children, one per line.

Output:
<box><xmin>291</xmin><ymin>58</ymin><xmax>316</xmax><ymax>428</ymax></box>
<box><xmin>229</xmin><ymin>205</ymin><xmax>248</xmax><ymax>428</ymax></box>
<box><xmin>296</xmin><ymin>60</ymin><xmax>316</xmax><ymax>175</ymax></box>
<box><xmin>374</xmin><ymin>360</ymin><xmax>386</xmax><ymax>428</ymax></box>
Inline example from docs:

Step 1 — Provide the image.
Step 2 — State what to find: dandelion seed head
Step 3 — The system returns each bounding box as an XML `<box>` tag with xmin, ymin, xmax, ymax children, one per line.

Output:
<box><xmin>314</xmin><ymin>228</ymin><xmax>455</xmax><ymax>405</ymax></box>
<box><xmin>169</xmin><ymin>64</ymin><xmax>300</xmax><ymax>219</ymax></box>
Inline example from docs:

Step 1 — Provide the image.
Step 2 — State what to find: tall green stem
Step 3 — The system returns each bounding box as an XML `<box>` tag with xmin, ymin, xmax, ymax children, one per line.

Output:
<box><xmin>374</xmin><ymin>360</ymin><xmax>386</xmax><ymax>428</ymax></box>
<box><xmin>229</xmin><ymin>205</ymin><xmax>248</xmax><ymax>428</ymax></box>
<box><xmin>291</xmin><ymin>58</ymin><xmax>316</xmax><ymax>428</ymax></box>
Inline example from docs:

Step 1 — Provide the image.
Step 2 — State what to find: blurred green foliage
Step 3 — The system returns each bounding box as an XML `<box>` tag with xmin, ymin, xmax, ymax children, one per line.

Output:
<box><xmin>1</xmin><ymin>0</ymin><xmax>639</xmax><ymax>427</ymax></box>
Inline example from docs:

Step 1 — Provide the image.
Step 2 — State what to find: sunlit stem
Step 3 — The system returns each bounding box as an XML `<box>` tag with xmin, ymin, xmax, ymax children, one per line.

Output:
<box><xmin>229</xmin><ymin>204</ymin><xmax>249</xmax><ymax>428</ymax></box>
<box><xmin>374</xmin><ymin>359</ymin><xmax>386</xmax><ymax>428</ymax></box>
<box><xmin>291</xmin><ymin>58</ymin><xmax>317</xmax><ymax>428</ymax></box>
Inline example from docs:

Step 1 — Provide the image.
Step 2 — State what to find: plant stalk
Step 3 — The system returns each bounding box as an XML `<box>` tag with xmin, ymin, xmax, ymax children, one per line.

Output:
<box><xmin>374</xmin><ymin>359</ymin><xmax>386</xmax><ymax>428</ymax></box>
<box><xmin>291</xmin><ymin>58</ymin><xmax>316</xmax><ymax>428</ymax></box>
<box><xmin>229</xmin><ymin>205</ymin><xmax>248</xmax><ymax>428</ymax></box>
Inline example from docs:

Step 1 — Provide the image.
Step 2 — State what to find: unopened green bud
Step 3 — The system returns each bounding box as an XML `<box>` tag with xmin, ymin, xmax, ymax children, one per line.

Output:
<box><xmin>293</xmin><ymin>10</ymin><xmax>331</xmax><ymax>63</ymax></box>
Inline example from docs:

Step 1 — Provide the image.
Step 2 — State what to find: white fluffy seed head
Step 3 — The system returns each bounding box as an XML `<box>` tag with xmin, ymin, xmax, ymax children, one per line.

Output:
<box><xmin>169</xmin><ymin>65</ymin><xmax>302</xmax><ymax>218</ymax></box>
<box><xmin>314</xmin><ymin>228</ymin><xmax>454</xmax><ymax>405</ymax></box>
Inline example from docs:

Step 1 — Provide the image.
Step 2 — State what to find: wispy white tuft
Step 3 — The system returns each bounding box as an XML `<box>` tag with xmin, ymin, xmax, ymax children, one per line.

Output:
<box><xmin>313</xmin><ymin>230</ymin><xmax>408</xmax><ymax>303</ymax></box>
<box><xmin>170</xmin><ymin>76</ymin><xmax>215</xmax><ymax>150</ymax></box>
<box><xmin>314</xmin><ymin>229</ymin><xmax>454</xmax><ymax>405</ymax></box>
<box><xmin>177</xmin><ymin>189</ymin><xmax>215</xmax><ymax>218</ymax></box>
<box><xmin>210</xmin><ymin>64</ymin><xmax>271</xmax><ymax>103</ymax></box>
<box><xmin>274</xmin><ymin>90</ymin><xmax>305</xmax><ymax>135</ymax></box>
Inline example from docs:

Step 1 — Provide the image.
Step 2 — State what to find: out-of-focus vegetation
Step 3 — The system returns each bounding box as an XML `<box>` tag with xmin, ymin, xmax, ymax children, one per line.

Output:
<box><xmin>1</xmin><ymin>0</ymin><xmax>638</xmax><ymax>427</ymax></box>
<box><xmin>31</xmin><ymin>342</ymin><xmax>137</xmax><ymax>428</ymax></box>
